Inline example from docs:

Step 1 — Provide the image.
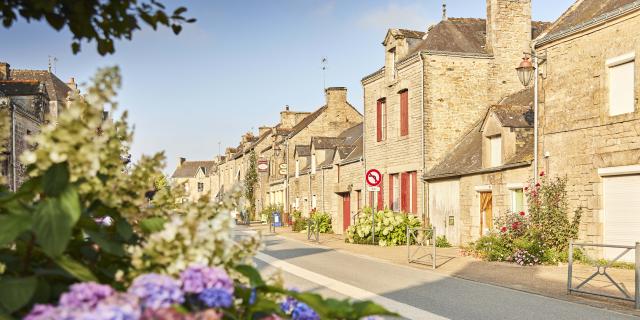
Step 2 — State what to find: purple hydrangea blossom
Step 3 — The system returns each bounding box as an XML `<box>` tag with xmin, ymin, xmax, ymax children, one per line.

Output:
<box><xmin>59</xmin><ymin>282</ymin><xmax>115</xmax><ymax>309</ymax></box>
<box><xmin>24</xmin><ymin>304</ymin><xmax>58</xmax><ymax>320</ymax></box>
<box><xmin>279</xmin><ymin>296</ymin><xmax>298</xmax><ymax>315</ymax></box>
<box><xmin>291</xmin><ymin>302</ymin><xmax>319</xmax><ymax>320</ymax></box>
<box><xmin>128</xmin><ymin>274</ymin><xmax>185</xmax><ymax>309</ymax></box>
<box><xmin>198</xmin><ymin>288</ymin><xmax>233</xmax><ymax>309</ymax></box>
<box><xmin>180</xmin><ymin>265</ymin><xmax>234</xmax><ymax>295</ymax></box>
<box><xmin>92</xmin><ymin>292</ymin><xmax>141</xmax><ymax>320</ymax></box>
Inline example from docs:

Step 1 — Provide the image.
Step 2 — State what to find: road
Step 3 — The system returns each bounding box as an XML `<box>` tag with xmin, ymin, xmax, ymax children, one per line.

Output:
<box><xmin>236</xmin><ymin>227</ymin><xmax>636</xmax><ymax>320</ymax></box>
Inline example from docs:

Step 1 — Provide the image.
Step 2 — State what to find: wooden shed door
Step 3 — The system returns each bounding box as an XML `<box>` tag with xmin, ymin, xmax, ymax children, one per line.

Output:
<box><xmin>342</xmin><ymin>193</ymin><xmax>351</xmax><ymax>231</ymax></box>
<box><xmin>480</xmin><ymin>192</ymin><xmax>493</xmax><ymax>236</ymax></box>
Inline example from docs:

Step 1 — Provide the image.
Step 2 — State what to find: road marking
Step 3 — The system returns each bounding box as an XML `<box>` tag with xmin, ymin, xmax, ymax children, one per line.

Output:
<box><xmin>255</xmin><ymin>251</ymin><xmax>447</xmax><ymax>320</ymax></box>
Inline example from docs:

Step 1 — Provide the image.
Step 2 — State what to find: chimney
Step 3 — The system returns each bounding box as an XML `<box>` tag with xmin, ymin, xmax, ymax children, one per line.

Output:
<box><xmin>67</xmin><ymin>77</ymin><xmax>77</xmax><ymax>90</ymax></box>
<box><xmin>325</xmin><ymin>87</ymin><xmax>347</xmax><ymax>108</ymax></box>
<box><xmin>0</xmin><ymin>62</ymin><xmax>10</xmax><ymax>80</ymax></box>
<box><xmin>259</xmin><ymin>126</ymin><xmax>271</xmax><ymax>137</ymax></box>
<box><xmin>177</xmin><ymin>157</ymin><xmax>186</xmax><ymax>167</ymax></box>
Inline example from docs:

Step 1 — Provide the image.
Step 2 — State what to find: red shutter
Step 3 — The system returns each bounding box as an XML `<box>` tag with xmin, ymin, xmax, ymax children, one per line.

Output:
<box><xmin>388</xmin><ymin>174</ymin><xmax>394</xmax><ymax>210</ymax></box>
<box><xmin>400</xmin><ymin>90</ymin><xmax>408</xmax><ymax>136</ymax></box>
<box><xmin>411</xmin><ymin>172</ymin><xmax>418</xmax><ymax>214</ymax></box>
<box><xmin>377</xmin><ymin>175</ymin><xmax>384</xmax><ymax>211</ymax></box>
<box><xmin>376</xmin><ymin>100</ymin><xmax>382</xmax><ymax>142</ymax></box>
<box><xmin>401</xmin><ymin>172</ymin><xmax>409</xmax><ymax>212</ymax></box>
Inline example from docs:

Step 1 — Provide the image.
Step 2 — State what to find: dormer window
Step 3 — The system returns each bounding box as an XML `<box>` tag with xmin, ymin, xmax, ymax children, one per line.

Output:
<box><xmin>490</xmin><ymin>135</ymin><xmax>502</xmax><ymax>167</ymax></box>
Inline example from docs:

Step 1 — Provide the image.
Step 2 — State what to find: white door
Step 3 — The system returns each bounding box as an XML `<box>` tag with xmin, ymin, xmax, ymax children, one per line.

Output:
<box><xmin>428</xmin><ymin>179</ymin><xmax>460</xmax><ymax>245</ymax></box>
<box><xmin>603</xmin><ymin>174</ymin><xmax>640</xmax><ymax>262</ymax></box>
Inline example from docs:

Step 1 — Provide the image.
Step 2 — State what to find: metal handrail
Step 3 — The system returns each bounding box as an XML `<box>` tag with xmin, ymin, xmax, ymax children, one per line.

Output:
<box><xmin>568</xmin><ymin>240</ymin><xmax>639</xmax><ymax>309</ymax></box>
<box><xmin>306</xmin><ymin>219</ymin><xmax>319</xmax><ymax>242</ymax></box>
<box><xmin>407</xmin><ymin>226</ymin><xmax>436</xmax><ymax>269</ymax></box>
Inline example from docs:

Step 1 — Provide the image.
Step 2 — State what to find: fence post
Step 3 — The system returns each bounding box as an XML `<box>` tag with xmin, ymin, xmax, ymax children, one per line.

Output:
<box><xmin>568</xmin><ymin>239</ymin><xmax>574</xmax><ymax>294</ymax></box>
<box><xmin>432</xmin><ymin>226</ymin><xmax>436</xmax><ymax>270</ymax></box>
<box><xmin>635</xmin><ymin>242</ymin><xmax>639</xmax><ymax>309</ymax></box>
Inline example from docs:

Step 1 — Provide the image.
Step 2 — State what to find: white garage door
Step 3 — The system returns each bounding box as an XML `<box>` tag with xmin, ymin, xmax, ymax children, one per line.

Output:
<box><xmin>428</xmin><ymin>179</ymin><xmax>460</xmax><ymax>246</ymax></box>
<box><xmin>603</xmin><ymin>174</ymin><xmax>640</xmax><ymax>262</ymax></box>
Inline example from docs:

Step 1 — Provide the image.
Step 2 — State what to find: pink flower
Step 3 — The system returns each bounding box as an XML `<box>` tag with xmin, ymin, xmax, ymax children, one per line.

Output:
<box><xmin>539</xmin><ymin>171</ymin><xmax>545</xmax><ymax>177</ymax></box>
<box><xmin>512</xmin><ymin>222</ymin><xmax>519</xmax><ymax>230</ymax></box>
<box><xmin>519</xmin><ymin>211</ymin><xmax>525</xmax><ymax>216</ymax></box>
<box><xmin>535</xmin><ymin>182</ymin><xmax>540</xmax><ymax>187</ymax></box>
<box><xmin>500</xmin><ymin>226</ymin><xmax>507</xmax><ymax>233</ymax></box>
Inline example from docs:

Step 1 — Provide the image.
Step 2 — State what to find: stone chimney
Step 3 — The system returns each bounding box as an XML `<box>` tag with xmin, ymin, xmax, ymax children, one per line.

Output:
<box><xmin>67</xmin><ymin>77</ymin><xmax>77</xmax><ymax>91</ymax></box>
<box><xmin>177</xmin><ymin>157</ymin><xmax>186</xmax><ymax>167</ymax></box>
<box><xmin>325</xmin><ymin>87</ymin><xmax>348</xmax><ymax>108</ymax></box>
<box><xmin>486</xmin><ymin>0</ymin><xmax>532</xmax><ymax>99</ymax></box>
<box><xmin>259</xmin><ymin>126</ymin><xmax>271</xmax><ymax>137</ymax></box>
<box><xmin>0</xmin><ymin>62</ymin><xmax>10</xmax><ymax>80</ymax></box>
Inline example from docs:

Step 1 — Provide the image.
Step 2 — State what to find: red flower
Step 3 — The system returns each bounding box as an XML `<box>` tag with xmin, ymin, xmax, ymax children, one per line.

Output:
<box><xmin>535</xmin><ymin>182</ymin><xmax>540</xmax><ymax>187</ymax></box>
<box><xmin>524</xmin><ymin>187</ymin><xmax>528</xmax><ymax>191</ymax></box>
<box><xmin>519</xmin><ymin>211</ymin><xmax>525</xmax><ymax>216</ymax></box>
<box><xmin>512</xmin><ymin>222</ymin><xmax>519</xmax><ymax>230</ymax></box>
<box><xmin>501</xmin><ymin>226</ymin><xmax>507</xmax><ymax>233</ymax></box>
<box><xmin>539</xmin><ymin>171</ymin><xmax>545</xmax><ymax>177</ymax></box>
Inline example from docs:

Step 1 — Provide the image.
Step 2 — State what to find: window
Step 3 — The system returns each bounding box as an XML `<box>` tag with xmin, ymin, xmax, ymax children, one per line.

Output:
<box><xmin>511</xmin><ymin>188</ymin><xmax>524</xmax><ymax>212</ymax></box>
<box><xmin>490</xmin><ymin>135</ymin><xmax>502</xmax><ymax>167</ymax></box>
<box><xmin>389</xmin><ymin>48</ymin><xmax>397</xmax><ymax>79</ymax></box>
<box><xmin>311</xmin><ymin>154</ymin><xmax>317</xmax><ymax>174</ymax></box>
<box><xmin>389</xmin><ymin>174</ymin><xmax>400</xmax><ymax>211</ymax></box>
<box><xmin>607</xmin><ymin>53</ymin><xmax>635</xmax><ymax>116</ymax></box>
<box><xmin>399</xmin><ymin>90</ymin><xmax>409</xmax><ymax>136</ymax></box>
<box><xmin>197</xmin><ymin>182</ymin><xmax>204</xmax><ymax>193</ymax></box>
<box><xmin>376</xmin><ymin>98</ymin><xmax>387</xmax><ymax>142</ymax></box>
<box><xmin>295</xmin><ymin>159</ymin><xmax>300</xmax><ymax>178</ymax></box>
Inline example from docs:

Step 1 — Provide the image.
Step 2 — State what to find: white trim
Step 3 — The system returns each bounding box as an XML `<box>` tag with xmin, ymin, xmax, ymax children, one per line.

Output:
<box><xmin>474</xmin><ymin>185</ymin><xmax>492</xmax><ymax>192</ymax></box>
<box><xmin>506</xmin><ymin>183</ymin><xmax>526</xmax><ymax>190</ymax></box>
<box><xmin>598</xmin><ymin>165</ymin><xmax>640</xmax><ymax>177</ymax></box>
<box><xmin>606</xmin><ymin>52</ymin><xmax>635</xmax><ymax>67</ymax></box>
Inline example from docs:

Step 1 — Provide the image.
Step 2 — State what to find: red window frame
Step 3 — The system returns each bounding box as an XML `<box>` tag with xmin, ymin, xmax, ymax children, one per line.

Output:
<box><xmin>399</xmin><ymin>90</ymin><xmax>409</xmax><ymax>136</ymax></box>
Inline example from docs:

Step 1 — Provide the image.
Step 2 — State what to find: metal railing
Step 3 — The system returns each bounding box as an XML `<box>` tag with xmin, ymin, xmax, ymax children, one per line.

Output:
<box><xmin>407</xmin><ymin>226</ymin><xmax>436</xmax><ymax>269</ymax></box>
<box><xmin>307</xmin><ymin>219</ymin><xmax>319</xmax><ymax>242</ymax></box>
<box><xmin>568</xmin><ymin>240</ymin><xmax>639</xmax><ymax>309</ymax></box>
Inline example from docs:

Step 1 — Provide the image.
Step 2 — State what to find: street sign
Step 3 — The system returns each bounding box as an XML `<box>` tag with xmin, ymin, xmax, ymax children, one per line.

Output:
<box><xmin>257</xmin><ymin>159</ymin><xmax>268</xmax><ymax>172</ymax></box>
<box><xmin>365</xmin><ymin>169</ymin><xmax>382</xmax><ymax>187</ymax></box>
<box><xmin>367</xmin><ymin>186</ymin><xmax>380</xmax><ymax>192</ymax></box>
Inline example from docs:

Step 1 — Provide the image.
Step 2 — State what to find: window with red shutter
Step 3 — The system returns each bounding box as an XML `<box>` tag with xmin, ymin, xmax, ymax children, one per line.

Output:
<box><xmin>388</xmin><ymin>174</ymin><xmax>394</xmax><ymax>210</ymax></box>
<box><xmin>377</xmin><ymin>176</ymin><xmax>384</xmax><ymax>211</ymax></box>
<box><xmin>401</xmin><ymin>172</ymin><xmax>410</xmax><ymax>212</ymax></box>
<box><xmin>411</xmin><ymin>171</ymin><xmax>418</xmax><ymax>214</ymax></box>
<box><xmin>400</xmin><ymin>90</ymin><xmax>408</xmax><ymax>136</ymax></box>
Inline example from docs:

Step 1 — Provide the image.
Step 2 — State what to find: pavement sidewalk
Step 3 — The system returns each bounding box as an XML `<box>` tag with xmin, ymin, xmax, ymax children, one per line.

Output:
<box><xmin>250</xmin><ymin>224</ymin><xmax>640</xmax><ymax>317</ymax></box>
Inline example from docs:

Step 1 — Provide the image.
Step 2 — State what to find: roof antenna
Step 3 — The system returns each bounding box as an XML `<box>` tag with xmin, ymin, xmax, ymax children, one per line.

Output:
<box><xmin>321</xmin><ymin>57</ymin><xmax>328</xmax><ymax>91</ymax></box>
<box><xmin>48</xmin><ymin>55</ymin><xmax>58</xmax><ymax>73</ymax></box>
<box><xmin>442</xmin><ymin>0</ymin><xmax>447</xmax><ymax>21</ymax></box>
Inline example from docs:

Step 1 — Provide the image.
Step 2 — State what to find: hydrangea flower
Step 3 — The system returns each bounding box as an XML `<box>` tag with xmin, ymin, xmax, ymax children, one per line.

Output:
<box><xmin>129</xmin><ymin>274</ymin><xmax>185</xmax><ymax>309</ymax></box>
<box><xmin>279</xmin><ymin>296</ymin><xmax>298</xmax><ymax>314</ymax></box>
<box><xmin>180</xmin><ymin>265</ymin><xmax>234</xmax><ymax>295</ymax></box>
<box><xmin>24</xmin><ymin>304</ymin><xmax>59</xmax><ymax>320</ymax></box>
<box><xmin>198</xmin><ymin>288</ymin><xmax>233</xmax><ymax>308</ymax></box>
<box><xmin>93</xmin><ymin>292</ymin><xmax>141</xmax><ymax>320</ymax></box>
<box><xmin>291</xmin><ymin>302</ymin><xmax>319</xmax><ymax>320</ymax></box>
<box><xmin>59</xmin><ymin>282</ymin><xmax>115</xmax><ymax>309</ymax></box>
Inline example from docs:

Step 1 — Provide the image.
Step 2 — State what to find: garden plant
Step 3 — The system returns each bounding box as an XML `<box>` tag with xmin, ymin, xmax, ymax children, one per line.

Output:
<box><xmin>345</xmin><ymin>207</ymin><xmax>421</xmax><ymax>246</ymax></box>
<box><xmin>0</xmin><ymin>68</ymin><xmax>395</xmax><ymax>320</ymax></box>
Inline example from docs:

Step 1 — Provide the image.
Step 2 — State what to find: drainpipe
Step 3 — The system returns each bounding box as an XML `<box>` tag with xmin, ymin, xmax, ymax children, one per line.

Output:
<box><xmin>419</xmin><ymin>52</ymin><xmax>427</xmax><ymax>225</ymax></box>
<box><xmin>285</xmin><ymin>139</ymin><xmax>290</xmax><ymax>213</ymax></box>
<box><xmin>11</xmin><ymin>103</ymin><xmax>16</xmax><ymax>191</ymax></box>
<box><xmin>321</xmin><ymin>167</ymin><xmax>325</xmax><ymax>213</ymax></box>
<box><xmin>533</xmin><ymin>52</ymin><xmax>539</xmax><ymax>183</ymax></box>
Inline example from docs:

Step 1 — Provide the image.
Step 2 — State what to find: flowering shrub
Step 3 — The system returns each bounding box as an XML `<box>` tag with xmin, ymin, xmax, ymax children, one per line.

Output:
<box><xmin>310</xmin><ymin>212</ymin><xmax>333</xmax><ymax>234</ymax></box>
<box><xmin>290</xmin><ymin>210</ymin><xmax>307</xmax><ymax>232</ymax></box>
<box><xmin>466</xmin><ymin>173</ymin><xmax>583</xmax><ymax>266</ymax></box>
<box><xmin>346</xmin><ymin>207</ymin><xmax>421</xmax><ymax>246</ymax></box>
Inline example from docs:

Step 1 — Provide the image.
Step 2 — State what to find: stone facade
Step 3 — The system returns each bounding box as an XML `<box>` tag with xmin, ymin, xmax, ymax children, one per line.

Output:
<box><xmin>535</xmin><ymin>2</ymin><xmax>640</xmax><ymax>253</ymax></box>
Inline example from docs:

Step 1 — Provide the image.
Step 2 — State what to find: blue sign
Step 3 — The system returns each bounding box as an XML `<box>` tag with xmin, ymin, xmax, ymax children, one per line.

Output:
<box><xmin>272</xmin><ymin>212</ymin><xmax>282</xmax><ymax>227</ymax></box>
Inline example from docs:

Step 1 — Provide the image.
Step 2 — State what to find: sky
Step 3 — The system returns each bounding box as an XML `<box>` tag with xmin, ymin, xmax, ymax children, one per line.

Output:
<box><xmin>0</xmin><ymin>0</ymin><xmax>575</xmax><ymax>172</ymax></box>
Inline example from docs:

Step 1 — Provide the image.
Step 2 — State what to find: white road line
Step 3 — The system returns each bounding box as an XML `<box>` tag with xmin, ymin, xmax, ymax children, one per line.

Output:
<box><xmin>255</xmin><ymin>252</ymin><xmax>447</xmax><ymax>320</ymax></box>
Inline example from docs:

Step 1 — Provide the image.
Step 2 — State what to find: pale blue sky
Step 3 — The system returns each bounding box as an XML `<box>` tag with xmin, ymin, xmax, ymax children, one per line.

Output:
<box><xmin>0</xmin><ymin>0</ymin><xmax>574</xmax><ymax>171</ymax></box>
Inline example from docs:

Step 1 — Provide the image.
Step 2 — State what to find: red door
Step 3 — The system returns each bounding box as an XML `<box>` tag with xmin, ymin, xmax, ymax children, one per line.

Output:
<box><xmin>342</xmin><ymin>193</ymin><xmax>351</xmax><ymax>231</ymax></box>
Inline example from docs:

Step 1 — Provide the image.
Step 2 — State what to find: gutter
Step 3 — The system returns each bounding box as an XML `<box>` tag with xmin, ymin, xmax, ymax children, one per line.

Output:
<box><xmin>423</xmin><ymin>161</ymin><xmax>531</xmax><ymax>181</ymax></box>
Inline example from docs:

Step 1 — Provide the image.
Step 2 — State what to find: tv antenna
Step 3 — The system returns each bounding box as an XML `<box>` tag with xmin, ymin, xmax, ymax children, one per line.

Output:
<box><xmin>321</xmin><ymin>57</ymin><xmax>328</xmax><ymax>90</ymax></box>
<box><xmin>48</xmin><ymin>55</ymin><xmax>58</xmax><ymax>73</ymax></box>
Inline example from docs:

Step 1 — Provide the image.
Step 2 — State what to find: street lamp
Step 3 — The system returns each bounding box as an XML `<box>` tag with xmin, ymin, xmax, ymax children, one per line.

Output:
<box><xmin>516</xmin><ymin>56</ymin><xmax>535</xmax><ymax>87</ymax></box>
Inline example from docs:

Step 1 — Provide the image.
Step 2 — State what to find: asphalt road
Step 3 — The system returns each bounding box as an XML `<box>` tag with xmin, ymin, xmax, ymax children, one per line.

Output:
<box><xmin>236</xmin><ymin>227</ymin><xmax>636</xmax><ymax>320</ymax></box>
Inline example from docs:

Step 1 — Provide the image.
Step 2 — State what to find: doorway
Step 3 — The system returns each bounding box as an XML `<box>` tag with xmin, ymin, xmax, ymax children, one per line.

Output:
<box><xmin>342</xmin><ymin>192</ymin><xmax>351</xmax><ymax>231</ymax></box>
<box><xmin>480</xmin><ymin>192</ymin><xmax>493</xmax><ymax>236</ymax></box>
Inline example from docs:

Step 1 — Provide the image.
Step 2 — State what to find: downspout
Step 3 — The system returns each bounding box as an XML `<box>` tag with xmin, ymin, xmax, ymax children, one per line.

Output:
<box><xmin>11</xmin><ymin>103</ymin><xmax>16</xmax><ymax>191</ymax></box>
<box><xmin>533</xmin><ymin>50</ymin><xmax>539</xmax><ymax>183</ymax></box>
<box><xmin>420</xmin><ymin>52</ymin><xmax>427</xmax><ymax>226</ymax></box>
<box><xmin>362</xmin><ymin>80</ymin><xmax>367</xmax><ymax>209</ymax></box>
<box><xmin>322</xmin><ymin>167</ymin><xmax>325</xmax><ymax>213</ymax></box>
<box><xmin>285</xmin><ymin>139</ymin><xmax>290</xmax><ymax>213</ymax></box>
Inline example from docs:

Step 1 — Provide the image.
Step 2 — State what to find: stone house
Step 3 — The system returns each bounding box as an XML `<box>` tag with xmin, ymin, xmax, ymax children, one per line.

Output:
<box><xmin>425</xmin><ymin>88</ymin><xmax>534</xmax><ymax>245</ymax></box>
<box><xmin>170</xmin><ymin>158</ymin><xmax>217</xmax><ymax>203</ymax></box>
<box><xmin>361</xmin><ymin>0</ymin><xmax>548</xmax><ymax>224</ymax></box>
<box><xmin>0</xmin><ymin>79</ymin><xmax>48</xmax><ymax>189</ymax></box>
<box><xmin>534</xmin><ymin>0</ymin><xmax>640</xmax><ymax>261</ymax></box>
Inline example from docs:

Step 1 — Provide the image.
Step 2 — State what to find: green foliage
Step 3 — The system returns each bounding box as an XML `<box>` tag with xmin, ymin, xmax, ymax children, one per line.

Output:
<box><xmin>470</xmin><ymin>234</ymin><xmax>512</xmax><ymax>262</ymax></box>
<box><xmin>0</xmin><ymin>0</ymin><xmax>195</xmax><ymax>55</ymax></box>
<box><xmin>244</xmin><ymin>151</ymin><xmax>258</xmax><ymax>219</ymax></box>
<box><xmin>310</xmin><ymin>211</ymin><xmax>333</xmax><ymax>234</ymax></box>
<box><xmin>435</xmin><ymin>235</ymin><xmax>452</xmax><ymax>248</ymax></box>
<box><xmin>346</xmin><ymin>207</ymin><xmax>422</xmax><ymax>246</ymax></box>
<box><xmin>290</xmin><ymin>210</ymin><xmax>307</xmax><ymax>232</ymax></box>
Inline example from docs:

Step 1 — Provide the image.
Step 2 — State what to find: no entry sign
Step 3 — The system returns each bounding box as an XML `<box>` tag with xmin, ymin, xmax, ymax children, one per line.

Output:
<box><xmin>365</xmin><ymin>169</ymin><xmax>382</xmax><ymax>187</ymax></box>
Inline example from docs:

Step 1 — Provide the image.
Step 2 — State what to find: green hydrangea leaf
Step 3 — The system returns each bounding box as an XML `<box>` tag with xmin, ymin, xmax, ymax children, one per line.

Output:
<box><xmin>0</xmin><ymin>276</ymin><xmax>37</xmax><ymax>313</ymax></box>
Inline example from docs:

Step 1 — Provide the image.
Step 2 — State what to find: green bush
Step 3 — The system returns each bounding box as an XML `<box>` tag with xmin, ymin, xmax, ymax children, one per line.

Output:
<box><xmin>310</xmin><ymin>212</ymin><xmax>333</xmax><ymax>233</ymax></box>
<box><xmin>346</xmin><ymin>207</ymin><xmax>422</xmax><ymax>246</ymax></box>
<box><xmin>470</xmin><ymin>234</ymin><xmax>512</xmax><ymax>262</ymax></box>
<box><xmin>435</xmin><ymin>235</ymin><xmax>452</xmax><ymax>248</ymax></box>
<box><xmin>291</xmin><ymin>210</ymin><xmax>307</xmax><ymax>232</ymax></box>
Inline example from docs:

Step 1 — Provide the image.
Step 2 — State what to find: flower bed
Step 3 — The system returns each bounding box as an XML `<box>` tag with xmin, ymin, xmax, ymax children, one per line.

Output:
<box><xmin>346</xmin><ymin>207</ymin><xmax>421</xmax><ymax>246</ymax></box>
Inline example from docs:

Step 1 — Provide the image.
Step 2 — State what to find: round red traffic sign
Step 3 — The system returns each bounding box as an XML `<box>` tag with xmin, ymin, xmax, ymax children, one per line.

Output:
<box><xmin>365</xmin><ymin>169</ymin><xmax>382</xmax><ymax>187</ymax></box>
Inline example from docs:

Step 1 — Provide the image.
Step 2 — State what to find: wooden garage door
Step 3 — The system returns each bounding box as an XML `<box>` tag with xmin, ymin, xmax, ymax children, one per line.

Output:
<box><xmin>603</xmin><ymin>174</ymin><xmax>640</xmax><ymax>262</ymax></box>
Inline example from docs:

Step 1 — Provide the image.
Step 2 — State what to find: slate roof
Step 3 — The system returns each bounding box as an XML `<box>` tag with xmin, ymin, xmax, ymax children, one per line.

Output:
<box><xmin>337</xmin><ymin>123</ymin><xmax>363</xmax><ymax>145</ymax></box>
<box><xmin>425</xmin><ymin>89</ymin><xmax>535</xmax><ymax>180</ymax></box>
<box><xmin>397</xmin><ymin>29</ymin><xmax>426</xmax><ymax>39</ymax></box>
<box><xmin>12</xmin><ymin>69</ymin><xmax>71</xmax><ymax>102</ymax></box>
<box><xmin>171</xmin><ymin>161</ymin><xmax>216</xmax><ymax>178</ymax></box>
<box><xmin>287</xmin><ymin>106</ymin><xmax>327</xmax><ymax>139</ymax></box>
<box><xmin>312</xmin><ymin>137</ymin><xmax>345</xmax><ymax>150</ymax></box>
<box><xmin>537</xmin><ymin>0</ymin><xmax>640</xmax><ymax>44</ymax></box>
<box><xmin>295</xmin><ymin>145</ymin><xmax>311</xmax><ymax>157</ymax></box>
<box><xmin>0</xmin><ymin>80</ymin><xmax>46</xmax><ymax>96</ymax></box>
<box><xmin>337</xmin><ymin>123</ymin><xmax>364</xmax><ymax>164</ymax></box>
